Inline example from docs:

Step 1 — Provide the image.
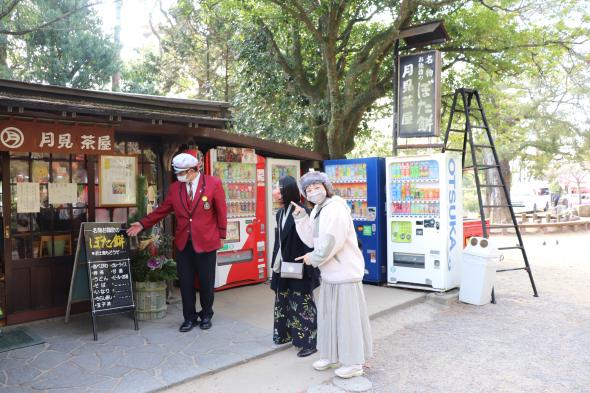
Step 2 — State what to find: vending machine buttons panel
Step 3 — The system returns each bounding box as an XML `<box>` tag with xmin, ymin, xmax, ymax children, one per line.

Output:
<box><xmin>391</xmin><ymin>221</ymin><xmax>412</xmax><ymax>243</ymax></box>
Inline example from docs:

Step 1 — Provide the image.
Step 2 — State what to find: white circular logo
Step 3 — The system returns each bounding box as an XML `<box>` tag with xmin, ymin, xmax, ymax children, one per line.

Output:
<box><xmin>1</xmin><ymin>127</ymin><xmax>25</xmax><ymax>149</ymax></box>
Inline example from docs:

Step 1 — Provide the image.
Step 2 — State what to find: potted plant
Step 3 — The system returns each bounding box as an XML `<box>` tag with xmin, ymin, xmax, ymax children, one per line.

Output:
<box><xmin>128</xmin><ymin>175</ymin><xmax>177</xmax><ymax>320</ymax></box>
<box><xmin>131</xmin><ymin>233</ymin><xmax>176</xmax><ymax>321</ymax></box>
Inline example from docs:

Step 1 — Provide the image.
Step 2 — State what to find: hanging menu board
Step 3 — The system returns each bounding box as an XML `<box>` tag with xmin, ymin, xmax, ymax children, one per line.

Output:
<box><xmin>65</xmin><ymin>222</ymin><xmax>138</xmax><ymax>340</ymax></box>
<box><xmin>397</xmin><ymin>50</ymin><xmax>441</xmax><ymax>138</ymax></box>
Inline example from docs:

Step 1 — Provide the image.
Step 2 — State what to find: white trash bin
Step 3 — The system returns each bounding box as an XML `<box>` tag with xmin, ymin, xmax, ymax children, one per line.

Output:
<box><xmin>459</xmin><ymin>236</ymin><xmax>501</xmax><ymax>305</ymax></box>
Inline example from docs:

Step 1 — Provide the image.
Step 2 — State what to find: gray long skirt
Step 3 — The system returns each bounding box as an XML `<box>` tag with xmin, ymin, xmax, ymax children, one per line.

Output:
<box><xmin>317</xmin><ymin>281</ymin><xmax>373</xmax><ymax>366</ymax></box>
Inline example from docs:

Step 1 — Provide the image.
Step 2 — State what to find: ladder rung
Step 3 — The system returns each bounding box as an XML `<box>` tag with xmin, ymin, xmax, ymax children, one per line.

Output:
<box><xmin>448</xmin><ymin>128</ymin><xmax>465</xmax><ymax>133</ymax></box>
<box><xmin>471</xmin><ymin>125</ymin><xmax>487</xmax><ymax>129</ymax></box>
<box><xmin>482</xmin><ymin>205</ymin><xmax>512</xmax><ymax>208</ymax></box>
<box><xmin>473</xmin><ymin>144</ymin><xmax>493</xmax><ymax>149</ymax></box>
<box><xmin>479</xmin><ymin>184</ymin><xmax>504</xmax><ymax>188</ymax></box>
<box><xmin>444</xmin><ymin>148</ymin><xmax>464</xmax><ymax>152</ymax></box>
<box><xmin>497</xmin><ymin>267</ymin><xmax>527</xmax><ymax>273</ymax></box>
<box><xmin>498</xmin><ymin>246</ymin><xmax>523</xmax><ymax>250</ymax></box>
<box><xmin>488</xmin><ymin>224</ymin><xmax>516</xmax><ymax>228</ymax></box>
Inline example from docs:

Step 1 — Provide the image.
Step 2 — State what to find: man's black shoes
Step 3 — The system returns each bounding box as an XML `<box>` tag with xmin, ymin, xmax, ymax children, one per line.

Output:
<box><xmin>179</xmin><ymin>318</ymin><xmax>199</xmax><ymax>332</ymax></box>
<box><xmin>199</xmin><ymin>317</ymin><xmax>212</xmax><ymax>330</ymax></box>
<box><xmin>297</xmin><ymin>348</ymin><xmax>317</xmax><ymax>357</ymax></box>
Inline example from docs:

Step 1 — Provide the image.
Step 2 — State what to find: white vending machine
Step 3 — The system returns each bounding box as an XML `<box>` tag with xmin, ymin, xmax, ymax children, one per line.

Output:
<box><xmin>386</xmin><ymin>153</ymin><xmax>463</xmax><ymax>291</ymax></box>
<box><xmin>265</xmin><ymin>158</ymin><xmax>301</xmax><ymax>277</ymax></box>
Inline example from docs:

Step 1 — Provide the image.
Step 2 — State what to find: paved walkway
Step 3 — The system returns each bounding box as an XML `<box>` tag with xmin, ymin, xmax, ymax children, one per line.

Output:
<box><xmin>0</xmin><ymin>283</ymin><xmax>424</xmax><ymax>393</ymax></box>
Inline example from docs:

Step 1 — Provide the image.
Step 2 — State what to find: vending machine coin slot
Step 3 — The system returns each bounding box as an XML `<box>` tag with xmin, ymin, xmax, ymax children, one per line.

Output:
<box><xmin>423</xmin><ymin>219</ymin><xmax>435</xmax><ymax>228</ymax></box>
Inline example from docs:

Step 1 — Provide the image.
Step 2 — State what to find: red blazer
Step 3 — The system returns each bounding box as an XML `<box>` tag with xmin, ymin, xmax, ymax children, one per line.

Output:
<box><xmin>140</xmin><ymin>174</ymin><xmax>227</xmax><ymax>253</ymax></box>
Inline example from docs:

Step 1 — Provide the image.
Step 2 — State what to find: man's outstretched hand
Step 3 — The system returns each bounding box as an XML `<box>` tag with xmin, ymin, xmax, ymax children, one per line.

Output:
<box><xmin>126</xmin><ymin>222</ymin><xmax>143</xmax><ymax>237</ymax></box>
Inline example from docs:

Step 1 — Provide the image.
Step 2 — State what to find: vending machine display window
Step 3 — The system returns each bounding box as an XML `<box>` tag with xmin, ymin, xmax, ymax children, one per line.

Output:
<box><xmin>389</xmin><ymin>160</ymin><xmax>440</xmax><ymax>218</ymax></box>
<box><xmin>326</xmin><ymin>163</ymin><xmax>369</xmax><ymax>220</ymax></box>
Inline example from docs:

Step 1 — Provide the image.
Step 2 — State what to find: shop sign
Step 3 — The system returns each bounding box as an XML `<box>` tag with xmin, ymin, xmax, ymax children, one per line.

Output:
<box><xmin>0</xmin><ymin>119</ymin><xmax>114</xmax><ymax>154</ymax></box>
<box><xmin>397</xmin><ymin>50</ymin><xmax>441</xmax><ymax>137</ymax></box>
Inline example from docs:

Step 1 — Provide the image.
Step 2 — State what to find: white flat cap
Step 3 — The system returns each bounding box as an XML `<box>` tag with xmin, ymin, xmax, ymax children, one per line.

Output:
<box><xmin>172</xmin><ymin>152</ymin><xmax>198</xmax><ymax>173</ymax></box>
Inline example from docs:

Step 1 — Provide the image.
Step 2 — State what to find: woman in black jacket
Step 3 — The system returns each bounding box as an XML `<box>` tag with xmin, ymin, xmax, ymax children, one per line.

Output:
<box><xmin>271</xmin><ymin>175</ymin><xmax>320</xmax><ymax>357</ymax></box>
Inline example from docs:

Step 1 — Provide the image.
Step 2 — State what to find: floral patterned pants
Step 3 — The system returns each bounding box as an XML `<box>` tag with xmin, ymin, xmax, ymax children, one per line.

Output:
<box><xmin>273</xmin><ymin>289</ymin><xmax>317</xmax><ymax>350</ymax></box>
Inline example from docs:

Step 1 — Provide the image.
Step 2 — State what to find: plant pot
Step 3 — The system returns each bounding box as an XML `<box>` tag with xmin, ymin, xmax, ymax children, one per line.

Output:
<box><xmin>133</xmin><ymin>281</ymin><xmax>167</xmax><ymax>321</ymax></box>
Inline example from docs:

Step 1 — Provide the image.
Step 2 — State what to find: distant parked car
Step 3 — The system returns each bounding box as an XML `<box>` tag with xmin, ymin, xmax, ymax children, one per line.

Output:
<box><xmin>511</xmin><ymin>186</ymin><xmax>550</xmax><ymax>213</ymax></box>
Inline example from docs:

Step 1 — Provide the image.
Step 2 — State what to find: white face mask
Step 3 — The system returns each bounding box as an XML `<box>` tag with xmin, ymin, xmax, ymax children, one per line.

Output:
<box><xmin>307</xmin><ymin>188</ymin><xmax>327</xmax><ymax>205</ymax></box>
<box><xmin>177</xmin><ymin>174</ymin><xmax>188</xmax><ymax>183</ymax></box>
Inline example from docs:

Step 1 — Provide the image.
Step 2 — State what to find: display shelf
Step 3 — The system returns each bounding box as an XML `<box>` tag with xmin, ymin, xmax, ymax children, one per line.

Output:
<box><xmin>221</xmin><ymin>180</ymin><xmax>256</xmax><ymax>184</ymax></box>
<box><xmin>227</xmin><ymin>213</ymin><xmax>255</xmax><ymax>219</ymax></box>
<box><xmin>341</xmin><ymin>197</ymin><xmax>367</xmax><ymax>202</ymax></box>
<box><xmin>389</xmin><ymin>178</ymin><xmax>439</xmax><ymax>183</ymax></box>
<box><xmin>332</xmin><ymin>179</ymin><xmax>367</xmax><ymax>184</ymax></box>
<box><xmin>390</xmin><ymin>214</ymin><xmax>439</xmax><ymax>218</ymax></box>
<box><xmin>227</xmin><ymin>199</ymin><xmax>256</xmax><ymax>203</ymax></box>
<box><xmin>390</xmin><ymin>199</ymin><xmax>439</xmax><ymax>204</ymax></box>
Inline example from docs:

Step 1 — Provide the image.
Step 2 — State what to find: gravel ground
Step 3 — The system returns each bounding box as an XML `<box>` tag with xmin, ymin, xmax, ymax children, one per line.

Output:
<box><xmin>315</xmin><ymin>231</ymin><xmax>590</xmax><ymax>393</ymax></box>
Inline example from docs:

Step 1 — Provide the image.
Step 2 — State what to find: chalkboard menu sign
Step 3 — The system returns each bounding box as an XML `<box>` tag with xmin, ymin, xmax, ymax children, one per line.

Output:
<box><xmin>397</xmin><ymin>50</ymin><xmax>441</xmax><ymax>137</ymax></box>
<box><xmin>84</xmin><ymin>223</ymin><xmax>135</xmax><ymax>315</ymax></box>
<box><xmin>65</xmin><ymin>222</ymin><xmax>138</xmax><ymax>340</ymax></box>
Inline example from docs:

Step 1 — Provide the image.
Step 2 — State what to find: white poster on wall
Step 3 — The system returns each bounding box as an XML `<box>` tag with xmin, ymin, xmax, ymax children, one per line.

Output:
<box><xmin>16</xmin><ymin>182</ymin><xmax>41</xmax><ymax>213</ymax></box>
<box><xmin>48</xmin><ymin>183</ymin><xmax>78</xmax><ymax>205</ymax></box>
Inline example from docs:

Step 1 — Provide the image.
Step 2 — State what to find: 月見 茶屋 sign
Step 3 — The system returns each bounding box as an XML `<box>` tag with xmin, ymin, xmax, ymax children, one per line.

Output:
<box><xmin>397</xmin><ymin>50</ymin><xmax>441</xmax><ymax>138</ymax></box>
<box><xmin>0</xmin><ymin>119</ymin><xmax>114</xmax><ymax>154</ymax></box>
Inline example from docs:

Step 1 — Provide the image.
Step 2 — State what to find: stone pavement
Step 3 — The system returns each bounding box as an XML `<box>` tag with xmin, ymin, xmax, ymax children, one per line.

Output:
<box><xmin>0</xmin><ymin>283</ymin><xmax>424</xmax><ymax>393</ymax></box>
<box><xmin>0</xmin><ymin>302</ymin><xmax>276</xmax><ymax>393</ymax></box>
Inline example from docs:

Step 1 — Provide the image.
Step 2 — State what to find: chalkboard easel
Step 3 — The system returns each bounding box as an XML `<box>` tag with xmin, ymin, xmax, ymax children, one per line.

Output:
<box><xmin>65</xmin><ymin>222</ymin><xmax>139</xmax><ymax>340</ymax></box>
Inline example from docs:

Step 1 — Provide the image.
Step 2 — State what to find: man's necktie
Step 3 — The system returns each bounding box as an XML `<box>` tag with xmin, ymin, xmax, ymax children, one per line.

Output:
<box><xmin>187</xmin><ymin>182</ymin><xmax>193</xmax><ymax>204</ymax></box>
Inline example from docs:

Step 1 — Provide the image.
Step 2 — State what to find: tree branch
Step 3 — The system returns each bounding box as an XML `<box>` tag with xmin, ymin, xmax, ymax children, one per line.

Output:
<box><xmin>266</xmin><ymin>0</ymin><xmax>323</xmax><ymax>42</ymax></box>
<box><xmin>0</xmin><ymin>1</ymin><xmax>101</xmax><ymax>36</ymax></box>
<box><xmin>0</xmin><ymin>0</ymin><xmax>20</xmax><ymax>21</ymax></box>
<box><xmin>258</xmin><ymin>20</ymin><xmax>318</xmax><ymax>100</ymax></box>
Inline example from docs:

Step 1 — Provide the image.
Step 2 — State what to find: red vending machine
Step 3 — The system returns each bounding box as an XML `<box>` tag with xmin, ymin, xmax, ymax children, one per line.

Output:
<box><xmin>205</xmin><ymin>146</ymin><xmax>267</xmax><ymax>290</ymax></box>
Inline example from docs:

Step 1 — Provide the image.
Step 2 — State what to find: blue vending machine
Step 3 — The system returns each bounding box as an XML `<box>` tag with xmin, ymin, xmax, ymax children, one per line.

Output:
<box><xmin>324</xmin><ymin>157</ymin><xmax>386</xmax><ymax>283</ymax></box>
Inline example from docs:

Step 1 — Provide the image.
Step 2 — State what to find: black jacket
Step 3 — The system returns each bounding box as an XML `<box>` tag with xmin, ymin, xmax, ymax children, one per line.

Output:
<box><xmin>270</xmin><ymin>204</ymin><xmax>320</xmax><ymax>293</ymax></box>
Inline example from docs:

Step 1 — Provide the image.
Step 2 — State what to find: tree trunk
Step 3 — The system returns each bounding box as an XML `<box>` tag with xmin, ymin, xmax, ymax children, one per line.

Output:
<box><xmin>111</xmin><ymin>0</ymin><xmax>122</xmax><ymax>91</ymax></box>
<box><xmin>224</xmin><ymin>39</ymin><xmax>229</xmax><ymax>101</ymax></box>
<box><xmin>484</xmin><ymin>151</ymin><xmax>512</xmax><ymax>224</ymax></box>
<box><xmin>0</xmin><ymin>17</ymin><xmax>9</xmax><ymax>78</ymax></box>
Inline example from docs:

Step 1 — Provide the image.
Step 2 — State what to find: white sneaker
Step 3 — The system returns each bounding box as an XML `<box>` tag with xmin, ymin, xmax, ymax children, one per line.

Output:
<box><xmin>334</xmin><ymin>364</ymin><xmax>363</xmax><ymax>378</ymax></box>
<box><xmin>312</xmin><ymin>359</ymin><xmax>339</xmax><ymax>371</ymax></box>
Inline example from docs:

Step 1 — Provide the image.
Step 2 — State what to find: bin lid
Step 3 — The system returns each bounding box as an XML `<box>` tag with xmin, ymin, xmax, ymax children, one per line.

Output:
<box><xmin>463</xmin><ymin>236</ymin><xmax>501</xmax><ymax>258</ymax></box>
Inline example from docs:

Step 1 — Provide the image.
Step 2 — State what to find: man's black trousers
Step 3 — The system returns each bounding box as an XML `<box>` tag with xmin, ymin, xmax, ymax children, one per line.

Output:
<box><xmin>176</xmin><ymin>242</ymin><xmax>216</xmax><ymax>321</ymax></box>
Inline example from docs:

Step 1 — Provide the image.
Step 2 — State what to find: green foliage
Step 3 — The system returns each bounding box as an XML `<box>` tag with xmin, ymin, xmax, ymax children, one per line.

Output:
<box><xmin>131</xmin><ymin>234</ymin><xmax>177</xmax><ymax>283</ymax></box>
<box><xmin>1</xmin><ymin>0</ymin><xmax>118</xmax><ymax>88</ymax></box>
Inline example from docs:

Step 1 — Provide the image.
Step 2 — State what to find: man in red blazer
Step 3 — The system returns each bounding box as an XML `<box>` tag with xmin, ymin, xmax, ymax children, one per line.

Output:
<box><xmin>127</xmin><ymin>150</ymin><xmax>227</xmax><ymax>332</ymax></box>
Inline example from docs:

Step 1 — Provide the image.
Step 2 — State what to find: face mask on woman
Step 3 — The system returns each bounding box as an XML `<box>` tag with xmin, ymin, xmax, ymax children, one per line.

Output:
<box><xmin>177</xmin><ymin>174</ymin><xmax>189</xmax><ymax>182</ymax></box>
<box><xmin>307</xmin><ymin>188</ymin><xmax>327</xmax><ymax>205</ymax></box>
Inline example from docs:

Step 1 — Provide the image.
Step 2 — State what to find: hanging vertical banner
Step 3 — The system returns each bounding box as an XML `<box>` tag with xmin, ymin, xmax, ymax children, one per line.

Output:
<box><xmin>397</xmin><ymin>50</ymin><xmax>441</xmax><ymax>137</ymax></box>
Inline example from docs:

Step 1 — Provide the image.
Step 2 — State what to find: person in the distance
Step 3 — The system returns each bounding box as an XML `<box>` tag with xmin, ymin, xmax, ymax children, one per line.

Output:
<box><xmin>291</xmin><ymin>171</ymin><xmax>372</xmax><ymax>379</ymax></box>
<box><xmin>127</xmin><ymin>150</ymin><xmax>227</xmax><ymax>332</ymax></box>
